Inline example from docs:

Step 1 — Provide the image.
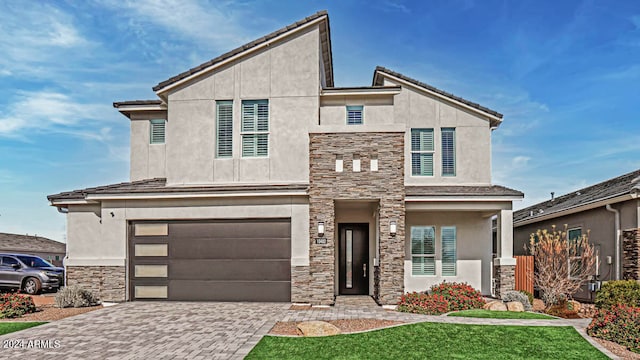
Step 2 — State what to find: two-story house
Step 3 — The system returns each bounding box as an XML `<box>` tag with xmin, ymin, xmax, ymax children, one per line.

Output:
<box><xmin>48</xmin><ymin>11</ymin><xmax>523</xmax><ymax>305</ymax></box>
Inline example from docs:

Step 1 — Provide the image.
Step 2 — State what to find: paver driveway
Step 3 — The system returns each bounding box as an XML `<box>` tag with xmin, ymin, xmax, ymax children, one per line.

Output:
<box><xmin>0</xmin><ymin>302</ymin><xmax>290</xmax><ymax>359</ymax></box>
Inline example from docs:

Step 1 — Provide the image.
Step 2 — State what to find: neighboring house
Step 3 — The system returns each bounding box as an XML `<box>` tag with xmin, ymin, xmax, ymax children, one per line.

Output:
<box><xmin>48</xmin><ymin>11</ymin><xmax>523</xmax><ymax>304</ymax></box>
<box><xmin>513</xmin><ymin>169</ymin><xmax>640</xmax><ymax>301</ymax></box>
<box><xmin>0</xmin><ymin>232</ymin><xmax>66</xmax><ymax>267</ymax></box>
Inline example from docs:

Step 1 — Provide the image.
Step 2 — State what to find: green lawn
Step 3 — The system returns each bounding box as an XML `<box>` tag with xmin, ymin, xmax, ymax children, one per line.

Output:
<box><xmin>0</xmin><ymin>322</ymin><xmax>46</xmax><ymax>335</ymax></box>
<box><xmin>448</xmin><ymin>309</ymin><xmax>556</xmax><ymax>320</ymax></box>
<box><xmin>247</xmin><ymin>322</ymin><xmax>606</xmax><ymax>360</ymax></box>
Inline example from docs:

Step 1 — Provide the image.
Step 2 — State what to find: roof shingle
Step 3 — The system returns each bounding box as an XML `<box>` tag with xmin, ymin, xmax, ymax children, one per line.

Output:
<box><xmin>0</xmin><ymin>233</ymin><xmax>65</xmax><ymax>254</ymax></box>
<box><xmin>514</xmin><ymin>168</ymin><xmax>640</xmax><ymax>224</ymax></box>
<box><xmin>373</xmin><ymin>66</ymin><xmax>503</xmax><ymax>119</ymax></box>
<box><xmin>406</xmin><ymin>185</ymin><xmax>523</xmax><ymax>197</ymax></box>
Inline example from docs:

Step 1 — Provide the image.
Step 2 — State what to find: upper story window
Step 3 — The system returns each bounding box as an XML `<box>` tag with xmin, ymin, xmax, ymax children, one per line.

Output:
<box><xmin>346</xmin><ymin>105</ymin><xmax>363</xmax><ymax>125</ymax></box>
<box><xmin>441</xmin><ymin>128</ymin><xmax>456</xmax><ymax>176</ymax></box>
<box><xmin>216</xmin><ymin>100</ymin><xmax>233</xmax><ymax>158</ymax></box>
<box><xmin>411</xmin><ymin>128</ymin><xmax>434</xmax><ymax>176</ymax></box>
<box><xmin>150</xmin><ymin>119</ymin><xmax>166</xmax><ymax>144</ymax></box>
<box><xmin>241</xmin><ymin>100</ymin><xmax>269</xmax><ymax>157</ymax></box>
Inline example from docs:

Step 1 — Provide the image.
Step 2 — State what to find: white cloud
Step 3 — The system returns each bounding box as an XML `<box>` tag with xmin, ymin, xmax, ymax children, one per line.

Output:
<box><xmin>0</xmin><ymin>91</ymin><xmax>112</xmax><ymax>137</ymax></box>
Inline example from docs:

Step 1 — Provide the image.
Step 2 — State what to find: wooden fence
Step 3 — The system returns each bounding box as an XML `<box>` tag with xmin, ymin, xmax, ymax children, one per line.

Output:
<box><xmin>515</xmin><ymin>255</ymin><xmax>534</xmax><ymax>294</ymax></box>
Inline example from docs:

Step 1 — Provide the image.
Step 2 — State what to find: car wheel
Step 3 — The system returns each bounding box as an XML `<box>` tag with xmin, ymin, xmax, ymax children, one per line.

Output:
<box><xmin>22</xmin><ymin>277</ymin><xmax>41</xmax><ymax>295</ymax></box>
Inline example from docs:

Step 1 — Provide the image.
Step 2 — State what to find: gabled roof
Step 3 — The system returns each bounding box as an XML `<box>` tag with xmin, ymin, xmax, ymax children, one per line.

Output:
<box><xmin>48</xmin><ymin>178</ymin><xmax>309</xmax><ymax>202</ymax></box>
<box><xmin>372</xmin><ymin>66</ymin><xmax>503</xmax><ymax>121</ymax></box>
<box><xmin>0</xmin><ymin>233</ymin><xmax>65</xmax><ymax>254</ymax></box>
<box><xmin>514</xmin><ymin>168</ymin><xmax>640</xmax><ymax>224</ymax></box>
<box><xmin>153</xmin><ymin>10</ymin><xmax>333</xmax><ymax>93</ymax></box>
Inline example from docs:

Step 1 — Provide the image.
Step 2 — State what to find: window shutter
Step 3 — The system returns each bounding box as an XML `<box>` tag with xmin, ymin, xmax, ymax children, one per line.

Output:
<box><xmin>241</xmin><ymin>100</ymin><xmax>269</xmax><ymax>157</ymax></box>
<box><xmin>412</xmin><ymin>129</ymin><xmax>433</xmax><ymax>151</ymax></box>
<box><xmin>346</xmin><ymin>105</ymin><xmax>363</xmax><ymax>125</ymax></box>
<box><xmin>257</xmin><ymin>102</ymin><xmax>269</xmax><ymax>131</ymax></box>
<box><xmin>150</xmin><ymin>119</ymin><xmax>165</xmax><ymax>144</ymax></box>
<box><xmin>241</xmin><ymin>102</ymin><xmax>256</xmax><ymax>132</ymax></box>
<box><xmin>441</xmin><ymin>226</ymin><xmax>457</xmax><ymax>276</ymax></box>
<box><xmin>216</xmin><ymin>101</ymin><xmax>233</xmax><ymax>157</ymax></box>
<box><xmin>442</xmin><ymin>128</ymin><xmax>456</xmax><ymax>176</ymax></box>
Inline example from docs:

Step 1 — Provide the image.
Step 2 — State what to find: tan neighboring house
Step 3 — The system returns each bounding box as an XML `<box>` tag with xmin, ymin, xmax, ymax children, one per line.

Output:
<box><xmin>48</xmin><ymin>11</ymin><xmax>522</xmax><ymax>304</ymax></box>
<box><xmin>513</xmin><ymin>169</ymin><xmax>640</xmax><ymax>301</ymax></box>
<box><xmin>0</xmin><ymin>233</ymin><xmax>66</xmax><ymax>267</ymax></box>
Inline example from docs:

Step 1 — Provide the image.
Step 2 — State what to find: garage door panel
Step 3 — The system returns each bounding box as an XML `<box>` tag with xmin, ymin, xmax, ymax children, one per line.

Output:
<box><xmin>130</xmin><ymin>219</ymin><xmax>291</xmax><ymax>302</ymax></box>
<box><xmin>169</xmin><ymin>280</ymin><xmax>291</xmax><ymax>302</ymax></box>
<box><xmin>169</xmin><ymin>220</ymin><xmax>291</xmax><ymax>238</ymax></box>
<box><xmin>169</xmin><ymin>238</ymin><xmax>291</xmax><ymax>259</ymax></box>
<box><xmin>169</xmin><ymin>259</ymin><xmax>291</xmax><ymax>281</ymax></box>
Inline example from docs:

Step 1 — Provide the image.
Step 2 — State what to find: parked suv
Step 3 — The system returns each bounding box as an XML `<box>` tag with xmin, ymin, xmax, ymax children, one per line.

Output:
<box><xmin>0</xmin><ymin>254</ymin><xmax>64</xmax><ymax>294</ymax></box>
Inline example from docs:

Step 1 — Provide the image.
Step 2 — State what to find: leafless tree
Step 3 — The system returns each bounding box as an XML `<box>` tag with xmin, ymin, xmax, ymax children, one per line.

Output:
<box><xmin>527</xmin><ymin>225</ymin><xmax>597</xmax><ymax>307</ymax></box>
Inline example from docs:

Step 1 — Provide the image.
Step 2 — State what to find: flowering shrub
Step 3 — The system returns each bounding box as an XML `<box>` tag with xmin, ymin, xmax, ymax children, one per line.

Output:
<box><xmin>430</xmin><ymin>282</ymin><xmax>485</xmax><ymax>311</ymax></box>
<box><xmin>587</xmin><ymin>304</ymin><xmax>640</xmax><ymax>353</ymax></box>
<box><xmin>0</xmin><ymin>293</ymin><xmax>36</xmax><ymax>318</ymax></box>
<box><xmin>595</xmin><ymin>280</ymin><xmax>640</xmax><ymax>310</ymax></box>
<box><xmin>397</xmin><ymin>292</ymin><xmax>449</xmax><ymax>315</ymax></box>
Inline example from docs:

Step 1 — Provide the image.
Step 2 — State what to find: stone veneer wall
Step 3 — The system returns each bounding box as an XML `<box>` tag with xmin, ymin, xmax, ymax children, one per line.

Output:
<box><xmin>622</xmin><ymin>229</ymin><xmax>640</xmax><ymax>281</ymax></box>
<box><xmin>67</xmin><ymin>266</ymin><xmax>126</xmax><ymax>302</ymax></box>
<box><xmin>305</xmin><ymin>132</ymin><xmax>405</xmax><ymax>305</ymax></box>
<box><xmin>493</xmin><ymin>264</ymin><xmax>515</xmax><ymax>298</ymax></box>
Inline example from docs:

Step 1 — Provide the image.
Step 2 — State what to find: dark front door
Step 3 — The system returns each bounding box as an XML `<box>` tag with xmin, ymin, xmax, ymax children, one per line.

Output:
<box><xmin>339</xmin><ymin>223</ymin><xmax>369</xmax><ymax>295</ymax></box>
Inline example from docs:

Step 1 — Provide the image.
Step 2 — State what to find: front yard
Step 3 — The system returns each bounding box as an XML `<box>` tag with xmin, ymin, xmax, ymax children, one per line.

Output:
<box><xmin>247</xmin><ymin>322</ymin><xmax>607</xmax><ymax>359</ymax></box>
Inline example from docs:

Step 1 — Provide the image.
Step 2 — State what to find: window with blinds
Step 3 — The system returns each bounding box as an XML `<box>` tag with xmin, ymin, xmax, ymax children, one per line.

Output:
<box><xmin>411</xmin><ymin>226</ymin><xmax>436</xmax><ymax>275</ymax></box>
<box><xmin>441</xmin><ymin>128</ymin><xmax>456</xmax><ymax>176</ymax></box>
<box><xmin>441</xmin><ymin>226</ymin><xmax>457</xmax><ymax>276</ymax></box>
<box><xmin>241</xmin><ymin>100</ymin><xmax>269</xmax><ymax>157</ymax></box>
<box><xmin>150</xmin><ymin>119</ymin><xmax>166</xmax><ymax>144</ymax></box>
<box><xmin>216</xmin><ymin>101</ymin><xmax>233</xmax><ymax>158</ymax></box>
<box><xmin>346</xmin><ymin>105</ymin><xmax>363</xmax><ymax>125</ymax></box>
<box><xmin>411</xmin><ymin>129</ymin><xmax>434</xmax><ymax>176</ymax></box>
<box><xmin>568</xmin><ymin>227</ymin><xmax>582</xmax><ymax>279</ymax></box>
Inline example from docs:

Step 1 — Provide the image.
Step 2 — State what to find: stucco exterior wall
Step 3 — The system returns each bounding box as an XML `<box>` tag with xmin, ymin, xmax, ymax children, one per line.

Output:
<box><xmin>129</xmin><ymin>111</ymin><xmax>167</xmax><ymax>181</ymax></box>
<box><xmin>514</xmin><ymin>199</ymin><xmax>638</xmax><ymax>300</ymax></box>
<box><xmin>404</xmin><ymin>211</ymin><xmax>493</xmax><ymax>295</ymax></box>
<box><xmin>320</xmin><ymin>96</ymin><xmax>395</xmax><ymax>127</ymax></box>
<box><xmin>164</xmin><ymin>25</ymin><xmax>320</xmax><ymax>185</ymax></box>
<box><xmin>65</xmin><ymin>198</ymin><xmax>310</xmax><ymax>270</ymax></box>
<box><xmin>381</xmin><ymin>78</ymin><xmax>492</xmax><ymax>186</ymax></box>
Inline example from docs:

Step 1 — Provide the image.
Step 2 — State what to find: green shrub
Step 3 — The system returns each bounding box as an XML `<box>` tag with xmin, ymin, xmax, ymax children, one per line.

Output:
<box><xmin>55</xmin><ymin>285</ymin><xmax>99</xmax><ymax>308</ymax></box>
<box><xmin>430</xmin><ymin>282</ymin><xmax>485</xmax><ymax>311</ymax></box>
<box><xmin>519</xmin><ymin>290</ymin><xmax>534</xmax><ymax>307</ymax></box>
<box><xmin>595</xmin><ymin>280</ymin><xmax>640</xmax><ymax>310</ymax></box>
<box><xmin>501</xmin><ymin>291</ymin><xmax>532</xmax><ymax>311</ymax></box>
<box><xmin>0</xmin><ymin>293</ymin><xmax>36</xmax><ymax>318</ymax></box>
<box><xmin>587</xmin><ymin>304</ymin><xmax>640</xmax><ymax>353</ymax></box>
<box><xmin>397</xmin><ymin>292</ymin><xmax>449</xmax><ymax>315</ymax></box>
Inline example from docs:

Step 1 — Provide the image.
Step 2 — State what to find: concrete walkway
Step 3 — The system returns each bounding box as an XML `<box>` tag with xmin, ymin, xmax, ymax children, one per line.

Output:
<box><xmin>0</xmin><ymin>301</ymin><xmax>616</xmax><ymax>359</ymax></box>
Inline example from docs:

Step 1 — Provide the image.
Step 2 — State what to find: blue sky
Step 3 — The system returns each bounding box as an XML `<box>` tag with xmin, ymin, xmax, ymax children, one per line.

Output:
<box><xmin>1</xmin><ymin>0</ymin><xmax>639</xmax><ymax>242</ymax></box>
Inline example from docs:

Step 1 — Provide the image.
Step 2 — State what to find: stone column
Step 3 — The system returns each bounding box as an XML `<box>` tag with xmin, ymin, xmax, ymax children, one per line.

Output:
<box><xmin>494</xmin><ymin>209</ymin><xmax>516</xmax><ymax>297</ymax></box>
<box><xmin>622</xmin><ymin>229</ymin><xmax>640</xmax><ymax>281</ymax></box>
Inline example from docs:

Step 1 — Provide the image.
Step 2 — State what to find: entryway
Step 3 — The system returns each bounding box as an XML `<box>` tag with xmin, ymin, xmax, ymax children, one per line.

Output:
<box><xmin>338</xmin><ymin>223</ymin><xmax>369</xmax><ymax>295</ymax></box>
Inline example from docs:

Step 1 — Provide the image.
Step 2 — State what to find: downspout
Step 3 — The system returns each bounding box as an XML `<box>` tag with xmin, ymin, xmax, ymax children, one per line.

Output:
<box><xmin>605</xmin><ymin>204</ymin><xmax>621</xmax><ymax>280</ymax></box>
<box><xmin>56</xmin><ymin>205</ymin><xmax>69</xmax><ymax>286</ymax></box>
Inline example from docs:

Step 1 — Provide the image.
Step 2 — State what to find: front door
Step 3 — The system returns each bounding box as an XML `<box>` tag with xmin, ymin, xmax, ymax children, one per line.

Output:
<box><xmin>339</xmin><ymin>223</ymin><xmax>369</xmax><ymax>295</ymax></box>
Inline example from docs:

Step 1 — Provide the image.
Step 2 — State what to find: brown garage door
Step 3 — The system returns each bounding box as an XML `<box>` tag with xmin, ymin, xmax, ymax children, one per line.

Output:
<box><xmin>129</xmin><ymin>219</ymin><xmax>291</xmax><ymax>301</ymax></box>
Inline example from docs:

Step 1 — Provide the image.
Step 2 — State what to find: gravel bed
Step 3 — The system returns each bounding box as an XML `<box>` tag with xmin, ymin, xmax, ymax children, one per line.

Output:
<box><xmin>593</xmin><ymin>338</ymin><xmax>640</xmax><ymax>360</ymax></box>
<box><xmin>269</xmin><ymin>318</ymin><xmax>404</xmax><ymax>336</ymax></box>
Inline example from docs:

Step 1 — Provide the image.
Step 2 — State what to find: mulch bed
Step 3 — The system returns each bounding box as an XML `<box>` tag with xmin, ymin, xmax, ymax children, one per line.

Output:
<box><xmin>269</xmin><ymin>319</ymin><xmax>404</xmax><ymax>336</ymax></box>
<box><xmin>0</xmin><ymin>305</ymin><xmax>103</xmax><ymax>322</ymax></box>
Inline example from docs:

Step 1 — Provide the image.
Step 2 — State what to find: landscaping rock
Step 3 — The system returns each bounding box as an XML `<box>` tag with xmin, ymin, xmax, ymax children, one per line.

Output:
<box><xmin>296</xmin><ymin>321</ymin><xmax>342</xmax><ymax>337</ymax></box>
<box><xmin>532</xmin><ymin>299</ymin><xmax>545</xmax><ymax>312</ymax></box>
<box><xmin>484</xmin><ymin>300</ymin><xmax>507</xmax><ymax>311</ymax></box>
<box><xmin>506</xmin><ymin>301</ymin><xmax>524</xmax><ymax>312</ymax></box>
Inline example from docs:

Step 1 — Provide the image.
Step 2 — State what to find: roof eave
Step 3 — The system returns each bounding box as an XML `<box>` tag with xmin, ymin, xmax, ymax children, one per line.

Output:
<box><xmin>514</xmin><ymin>193</ymin><xmax>634</xmax><ymax>227</ymax></box>
<box><xmin>153</xmin><ymin>13</ymin><xmax>330</xmax><ymax>96</ymax></box>
<box><xmin>373</xmin><ymin>69</ymin><xmax>503</xmax><ymax>123</ymax></box>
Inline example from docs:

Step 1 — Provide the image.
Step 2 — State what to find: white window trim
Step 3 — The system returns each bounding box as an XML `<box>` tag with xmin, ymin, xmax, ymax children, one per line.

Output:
<box><xmin>410</xmin><ymin>128</ymin><xmax>435</xmax><ymax>177</ymax></box>
<box><xmin>411</xmin><ymin>225</ymin><xmax>437</xmax><ymax>276</ymax></box>
<box><xmin>441</xmin><ymin>226</ymin><xmax>457</xmax><ymax>277</ymax></box>
<box><xmin>346</xmin><ymin>105</ymin><xmax>364</xmax><ymax>125</ymax></box>
<box><xmin>241</xmin><ymin>100</ymin><xmax>269</xmax><ymax>157</ymax></box>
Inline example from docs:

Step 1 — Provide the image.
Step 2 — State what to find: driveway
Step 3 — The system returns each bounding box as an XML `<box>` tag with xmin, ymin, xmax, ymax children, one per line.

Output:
<box><xmin>0</xmin><ymin>302</ymin><xmax>290</xmax><ymax>359</ymax></box>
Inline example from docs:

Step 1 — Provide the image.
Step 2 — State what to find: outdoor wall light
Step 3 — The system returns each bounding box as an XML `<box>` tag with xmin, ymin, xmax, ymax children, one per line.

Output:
<box><xmin>390</xmin><ymin>221</ymin><xmax>397</xmax><ymax>236</ymax></box>
<box><xmin>318</xmin><ymin>222</ymin><xmax>325</xmax><ymax>236</ymax></box>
